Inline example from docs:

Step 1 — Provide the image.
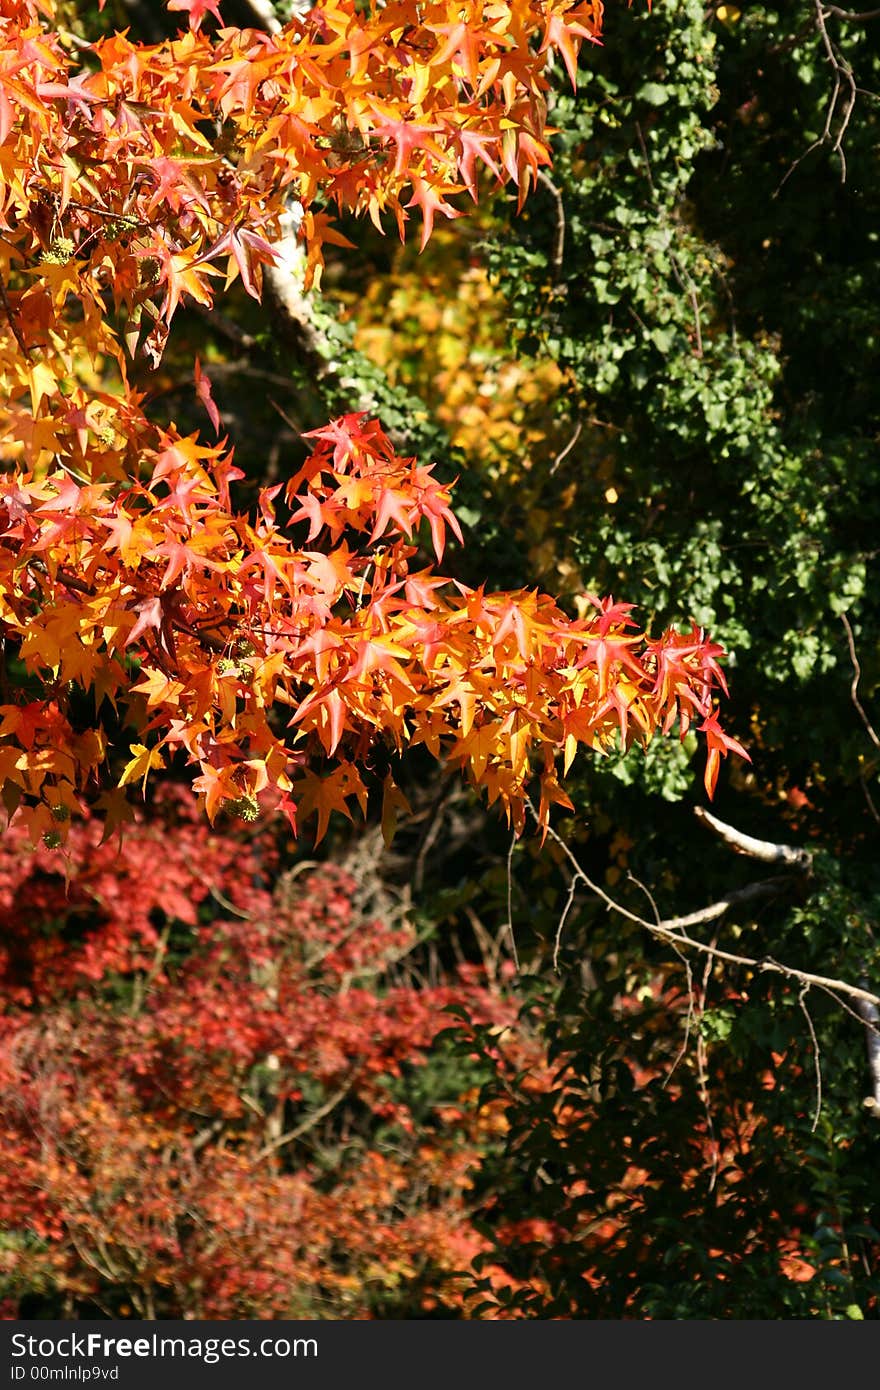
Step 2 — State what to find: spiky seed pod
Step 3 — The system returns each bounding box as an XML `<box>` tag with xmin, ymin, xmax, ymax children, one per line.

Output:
<box><xmin>41</xmin><ymin>236</ymin><xmax>75</xmax><ymax>265</ymax></box>
<box><xmin>222</xmin><ymin>795</ymin><xmax>259</xmax><ymax>822</ymax></box>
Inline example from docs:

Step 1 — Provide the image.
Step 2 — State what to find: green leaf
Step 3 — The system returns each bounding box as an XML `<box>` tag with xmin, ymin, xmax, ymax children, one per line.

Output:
<box><xmin>636</xmin><ymin>82</ymin><xmax>670</xmax><ymax>106</ymax></box>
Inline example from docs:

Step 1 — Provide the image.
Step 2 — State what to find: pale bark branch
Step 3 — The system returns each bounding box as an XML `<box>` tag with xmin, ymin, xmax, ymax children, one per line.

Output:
<box><xmin>694</xmin><ymin>806</ymin><xmax>813</xmax><ymax>870</ymax></box>
<box><xmin>523</xmin><ymin>798</ymin><xmax>880</xmax><ymax>1013</ymax></box>
<box><xmin>854</xmin><ymin>989</ymin><xmax>880</xmax><ymax>1113</ymax></box>
<box><xmin>252</xmin><ymin>1076</ymin><xmax>355</xmax><ymax>1164</ymax></box>
<box><xmin>535</xmin><ymin>168</ymin><xmax>565</xmax><ymax>277</ymax></box>
<box><xmin>264</xmin><ymin>206</ymin><xmax>389</xmax><ymax>419</ymax></box>
<box><xmin>821</xmin><ymin>6</ymin><xmax>880</xmax><ymax>20</ymax></box>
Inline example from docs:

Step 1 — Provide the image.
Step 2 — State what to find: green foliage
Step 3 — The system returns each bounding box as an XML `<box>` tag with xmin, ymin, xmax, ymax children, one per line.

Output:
<box><xmin>488</xmin><ymin>0</ymin><xmax>877</xmax><ymax>791</ymax></box>
<box><xmin>425</xmin><ymin>0</ymin><xmax>880</xmax><ymax>1318</ymax></box>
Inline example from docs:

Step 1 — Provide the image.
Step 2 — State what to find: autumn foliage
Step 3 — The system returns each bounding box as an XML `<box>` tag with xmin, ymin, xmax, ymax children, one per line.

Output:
<box><xmin>2</xmin><ymin>0</ymin><xmax>878</xmax><ymax>1326</ymax></box>
<box><xmin>0</xmin><ymin>0</ymin><xmax>744</xmax><ymax>851</ymax></box>
<box><xmin>0</xmin><ymin>802</ymin><xmax>845</xmax><ymax>1319</ymax></box>
<box><xmin>0</xmin><ymin>800</ymin><xmax>529</xmax><ymax>1317</ymax></box>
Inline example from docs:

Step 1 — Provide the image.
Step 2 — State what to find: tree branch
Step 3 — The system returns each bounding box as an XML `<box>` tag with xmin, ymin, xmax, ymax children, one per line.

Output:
<box><xmin>0</xmin><ymin>277</ymin><xmax>31</xmax><ymax>361</ymax></box>
<box><xmin>854</xmin><ymin>987</ymin><xmax>880</xmax><ymax>1113</ymax></box>
<box><xmin>536</xmin><ymin>169</ymin><xmax>566</xmax><ymax>279</ymax></box>
<box><xmin>252</xmin><ymin>1075</ymin><xmax>355</xmax><ymax>1164</ymax></box>
<box><xmin>694</xmin><ymin>806</ymin><xmax>813</xmax><ymax>870</ymax></box>
<box><xmin>523</xmin><ymin>798</ymin><xmax>880</xmax><ymax>1012</ymax></box>
<box><xmin>840</xmin><ymin>611</ymin><xmax>880</xmax><ymax>751</ymax></box>
<box><xmin>821</xmin><ymin>6</ymin><xmax>880</xmax><ymax>21</ymax></box>
<box><xmin>777</xmin><ymin>0</ymin><xmax>863</xmax><ymax>189</ymax></box>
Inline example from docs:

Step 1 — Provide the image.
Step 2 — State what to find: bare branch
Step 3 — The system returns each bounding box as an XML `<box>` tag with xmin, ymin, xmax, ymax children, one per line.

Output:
<box><xmin>799</xmin><ymin>987</ymin><xmax>823</xmax><ymax>1131</ymax></box>
<box><xmin>694</xmin><ymin>806</ymin><xmax>813</xmax><ymax>870</ymax></box>
<box><xmin>777</xmin><ymin>0</ymin><xmax>864</xmax><ymax>188</ymax></box>
<box><xmin>549</xmin><ymin>420</ymin><xmax>582</xmax><ymax>475</ymax></box>
<box><xmin>655</xmin><ymin>876</ymin><xmax>795</xmax><ymax>932</ymax></box>
<box><xmin>536</xmin><ymin>169</ymin><xmax>566</xmax><ymax>278</ymax></box>
<box><xmin>821</xmin><ymin>6</ymin><xmax>880</xmax><ymax>21</ymax></box>
<box><xmin>854</xmin><ymin>987</ymin><xmax>880</xmax><ymax>1112</ymax></box>
<box><xmin>252</xmin><ymin>1075</ymin><xmax>355</xmax><ymax>1163</ymax></box>
<box><xmin>0</xmin><ymin>277</ymin><xmax>31</xmax><ymax>361</ymax></box>
<box><xmin>840</xmin><ymin>611</ymin><xmax>880</xmax><ymax>750</ymax></box>
<box><xmin>505</xmin><ymin>826</ymin><xmax>521</xmax><ymax>970</ymax></box>
<box><xmin>523</xmin><ymin>798</ymin><xmax>880</xmax><ymax>1012</ymax></box>
<box><xmin>859</xmin><ymin>773</ymin><xmax>880</xmax><ymax>828</ymax></box>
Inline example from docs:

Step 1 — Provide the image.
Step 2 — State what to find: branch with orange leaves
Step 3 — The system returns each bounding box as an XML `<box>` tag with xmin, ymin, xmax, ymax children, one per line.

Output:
<box><xmin>0</xmin><ymin>412</ymin><xmax>744</xmax><ymax>848</ymax></box>
<box><xmin>0</xmin><ymin>0</ymin><xmax>606</xmax><ymax>378</ymax></box>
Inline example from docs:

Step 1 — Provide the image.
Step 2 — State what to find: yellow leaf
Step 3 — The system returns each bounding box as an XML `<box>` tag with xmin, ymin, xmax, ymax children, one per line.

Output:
<box><xmin>118</xmin><ymin>742</ymin><xmax>165</xmax><ymax>794</ymax></box>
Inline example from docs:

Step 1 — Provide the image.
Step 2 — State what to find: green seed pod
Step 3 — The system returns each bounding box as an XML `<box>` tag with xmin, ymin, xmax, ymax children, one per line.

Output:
<box><xmin>50</xmin><ymin>804</ymin><xmax>71</xmax><ymax>823</ymax></box>
<box><xmin>42</xmin><ymin>830</ymin><xmax>62</xmax><ymax>849</ymax></box>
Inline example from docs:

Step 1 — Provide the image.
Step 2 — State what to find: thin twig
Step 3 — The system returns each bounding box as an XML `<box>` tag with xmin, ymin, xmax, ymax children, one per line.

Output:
<box><xmin>252</xmin><ymin>1076</ymin><xmax>355</xmax><ymax>1164</ymax></box>
<box><xmin>662</xmin><ymin>934</ymin><xmax>697</xmax><ymax>1090</ymax></box>
<box><xmin>822</xmin><ymin>5</ymin><xmax>880</xmax><ymax>20</ymax></box>
<box><xmin>413</xmin><ymin>778</ymin><xmax>457</xmax><ymax>894</ymax></box>
<box><xmin>777</xmin><ymin>0</ymin><xmax>860</xmax><ymax>189</ymax></box>
<box><xmin>506</xmin><ymin>826</ymin><xmax>520</xmax><ymax>971</ymax></box>
<box><xmin>840</xmin><ymin>611</ymin><xmax>880</xmax><ymax>749</ymax></box>
<box><xmin>696</xmin><ymin>940</ymin><xmax>720</xmax><ymax>1191</ymax></box>
<box><xmin>552</xmin><ymin>869</ymin><xmax>580</xmax><ymax>973</ymax></box>
<box><xmin>522</xmin><ymin>797</ymin><xmax>880</xmax><ymax>1011</ymax></box>
<box><xmin>536</xmin><ymin>169</ymin><xmax>566</xmax><ymax>277</ymax></box>
<box><xmin>859</xmin><ymin>774</ymin><xmax>880</xmax><ymax>828</ymax></box>
<box><xmin>549</xmin><ymin>420</ymin><xmax>582</xmax><ymax>475</ymax></box>
<box><xmin>633</xmin><ymin>122</ymin><xmax>657</xmax><ymax>201</ymax></box>
<box><xmin>0</xmin><ymin>277</ymin><xmax>31</xmax><ymax>360</ymax></box>
<box><xmin>799</xmin><ymin>986</ymin><xmax>823</xmax><ymax>1132</ymax></box>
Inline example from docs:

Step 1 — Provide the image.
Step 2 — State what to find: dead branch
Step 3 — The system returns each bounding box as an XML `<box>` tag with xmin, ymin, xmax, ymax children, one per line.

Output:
<box><xmin>777</xmin><ymin>0</ymin><xmax>865</xmax><ymax>189</ymax></box>
<box><xmin>854</xmin><ymin>986</ymin><xmax>880</xmax><ymax>1113</ymax></box>
<box><xmin>252</xmin><ymin>1075</ymin><xmax>356</xmax><ymax>1164</ymax></box>
<box><xmin>536</xmin><ymin>169</ymin><xmax>566</xmax><ymax>278</ymax></box>
<box><xmin>523</xmin><ymin>797</ymin><xmax>880</xmax><ymax>1012</ymax></box>
<box><xmin>840</xmin><ymin>611</ymin><xmax>880</xmax><ymax>751</ymax></box>
<box><xmin>694</xmin><ymin>806</ymin><xmax>813</xmax><ymax>870</ymax></box>
<box><xmin>653</xmin><ymin>876</ymin><xmax>796</xmax><ymax>931</ymax></box>
<box><xmin>821</xmin><ymin>6</ymin><xmax>880</xmax><ymax>20</ymax></box>
<box><xmin>799</xmin><ymin>986</ymin><xmax>823</xmax><ymax>1130</ymax></box>
<box><xmin>549</xmin><ymin>420</ymin><xmax>583</xmax><ymax>475</ymax></box>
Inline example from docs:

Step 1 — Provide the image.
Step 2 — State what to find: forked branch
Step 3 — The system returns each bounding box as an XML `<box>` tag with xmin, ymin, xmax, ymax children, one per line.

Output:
<box><xmin>523</xmin><ymin>798</ymin><xmax>880</xmax><ymax>1014</ymax></box>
